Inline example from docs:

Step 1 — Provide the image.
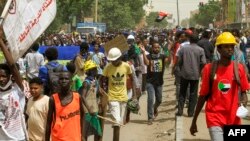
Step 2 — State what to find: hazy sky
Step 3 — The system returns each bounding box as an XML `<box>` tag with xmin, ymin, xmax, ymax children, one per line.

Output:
<box><xmin>150</xmin><ymin>0</ymin><xmax>209</xmax><ymax>22</ymax></box>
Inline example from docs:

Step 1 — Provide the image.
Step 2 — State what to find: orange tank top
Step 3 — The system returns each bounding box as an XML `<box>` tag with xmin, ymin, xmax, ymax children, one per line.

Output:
<box><xmin>51</xmin><ymin>92</ymin><xmax>81</xmax><ymax>141</ymax></box>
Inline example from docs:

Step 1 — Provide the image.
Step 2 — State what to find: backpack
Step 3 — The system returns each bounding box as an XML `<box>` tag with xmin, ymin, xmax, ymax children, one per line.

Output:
<box><xmin>205</xmin><ymin>61</ymin><xmax>240</xmax><ymax>101</ymax></box>
<box><xmin>45</xmin><ymin>64</ymin><xmax>64</xmax><ymax>95</ymax></box>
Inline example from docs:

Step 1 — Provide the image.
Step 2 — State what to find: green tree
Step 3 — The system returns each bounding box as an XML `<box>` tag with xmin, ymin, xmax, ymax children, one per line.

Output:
<box><xmin>0</xmin><ymin>0</ymin><xmax>95</xmax><ymax>33</ymax></box>
<box><xmin>192</xmin><ymin>0</ymin><xmax>220</xmax><ymax>27</ymax></box>
<box><xmin>145</xmin><ymin>12</ymin><xmax>168</xmax><ymax>28</ymax></box>
<box><xmin>99</xmin><ymin>0</ymin><xmax>145</xmax><ymax>30</ymax></box>
<box><xmin>126</xmin><ymin>0</ymin><xmax>145</xmax><ymax>24</ymax></box>
<box><xmin>0</xmin><ymin>0</ymin><xmax>6</xmax><ymax>13</ymax></box>
<box><xmin>47</xmin><ymin>0</ymin><xmax>94</xmax><ymax>33</ymax></box>
<box><xmin>181</xmin><ymin>18</ymin><xmax>190</xmax><ymax>28</ymax></box>
<box><xmin>189</xmin><ymin>16</ymin><xmax>197</xmax><ymax>27</ymax></box>
<box><xmin>0</xmin><ymin>0</ymin><xmax>145</xmax><ymax>32</ymax></box>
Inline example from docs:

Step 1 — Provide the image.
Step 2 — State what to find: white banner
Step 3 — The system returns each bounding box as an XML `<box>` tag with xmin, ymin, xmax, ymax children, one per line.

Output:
<box><xmin>2</xmin><ymin>0</ymin><xmax>56</xmax><ymax>61</ymax></box>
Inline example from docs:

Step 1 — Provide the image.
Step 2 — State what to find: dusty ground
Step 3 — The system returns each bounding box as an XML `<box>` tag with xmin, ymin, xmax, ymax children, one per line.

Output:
<box><xmin>89</xmin><ymin>68</ymin><xmax>177</xmax><ymax>141</ymax></box>
<box><xmin>88</xmin><ymin>68</ymin><xmax>250</xmax><ymax>141</ymax></box>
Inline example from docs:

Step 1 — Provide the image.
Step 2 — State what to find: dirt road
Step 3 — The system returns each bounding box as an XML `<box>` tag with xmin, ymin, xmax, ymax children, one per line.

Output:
<box><xmin>87</xmin><ymin>67</ymin><xmax>250</xmax><ymax>141</ymax></box>
<box><xmin>89</xmin><ymin>68</ymin><xmax>176</xmax><ymax>141</ymax></box>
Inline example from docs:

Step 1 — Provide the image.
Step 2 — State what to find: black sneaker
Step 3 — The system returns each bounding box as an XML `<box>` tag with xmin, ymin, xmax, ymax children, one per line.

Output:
<box><xmin>188</xmin><ymin>113</ymin><xmax>193</xmax><ymax>117</ymax></box>
<box><xmin>176</xmin><ymin>112</ymin><xmax>182</xmax><ymax>116</ymax></box>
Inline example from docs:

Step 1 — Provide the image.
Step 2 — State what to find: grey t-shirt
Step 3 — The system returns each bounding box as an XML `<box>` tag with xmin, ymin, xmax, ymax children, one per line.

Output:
<box><xmin>177</xmin><ymin>43</ymin><xmax>206</xmax><ymax>80</ymax></box>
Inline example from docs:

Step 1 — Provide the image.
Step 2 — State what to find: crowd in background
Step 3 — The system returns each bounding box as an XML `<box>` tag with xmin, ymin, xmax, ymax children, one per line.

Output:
<box><xmin>1</xmin><ymin>26</ymin><xmax>250</xmax><ymax>141</ymax></box>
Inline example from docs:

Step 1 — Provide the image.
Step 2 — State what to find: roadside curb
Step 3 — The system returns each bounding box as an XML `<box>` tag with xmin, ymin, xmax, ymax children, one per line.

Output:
<box><xmin>175</xmin><ymin>116</ymin><xmax>183</xmax><ymax>141</ymax></box>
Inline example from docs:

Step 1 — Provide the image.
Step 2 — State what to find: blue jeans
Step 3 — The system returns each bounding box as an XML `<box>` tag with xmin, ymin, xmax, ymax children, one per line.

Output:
<box><xmin>146</xmin><ymin>83</ymin><xmax>163</xmax><ymax>120</ymax></box>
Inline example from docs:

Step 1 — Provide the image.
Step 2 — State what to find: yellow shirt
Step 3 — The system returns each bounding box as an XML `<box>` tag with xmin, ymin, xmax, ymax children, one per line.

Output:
<box><xmin>103</xmin><ymin>62</ymin><xmax>132</xmax><ymax>102</ymax></box>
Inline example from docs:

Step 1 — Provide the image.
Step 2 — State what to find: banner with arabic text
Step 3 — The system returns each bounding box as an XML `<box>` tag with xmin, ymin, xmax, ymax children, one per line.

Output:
<box><xmin>3</xmin><ymin>0</ymin><xmax>56</xmax><ymax>61</ymax></box>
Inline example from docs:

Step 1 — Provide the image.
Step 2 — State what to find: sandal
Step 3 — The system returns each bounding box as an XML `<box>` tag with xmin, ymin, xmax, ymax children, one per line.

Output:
<box><xmin>148</xmin><ymin>119</ymin><xmax>153</xmax><ymax>125</ymax></box>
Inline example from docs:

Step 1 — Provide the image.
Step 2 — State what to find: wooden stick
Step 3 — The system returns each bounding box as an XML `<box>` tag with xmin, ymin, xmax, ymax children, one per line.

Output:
<box><xmin>102</xmin><ymin>91</ymin><xmax>109</xmax><ymax>97</ymax></box>
<box><xmin>97</xmin><ymin>115</ymin><xmax>124</xmax><ymax>127</ymax></box>
<box><xmin>0</xmin><ymin>0</ymin><xmax>24</xmax><ymax>90</ymax></box>
<box><xmin>99</xmin><ymin>86</ymin><xmax>109</xmax><ymax>97</ymax></box>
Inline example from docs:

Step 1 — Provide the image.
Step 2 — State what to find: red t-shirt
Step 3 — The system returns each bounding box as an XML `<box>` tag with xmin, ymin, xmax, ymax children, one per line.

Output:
<box><xmin>200</xmin><ymin>61</ymin><xmax>249</xmax><ymax>128</ymax></box>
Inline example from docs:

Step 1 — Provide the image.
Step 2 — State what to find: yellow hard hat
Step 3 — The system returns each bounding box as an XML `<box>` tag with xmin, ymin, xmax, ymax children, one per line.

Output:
<box><xmin>84</xmin><ymin>60</ymin><xmax>97</xmax><ymax>71</ymax></box>
<box><xmin>215</xmin><ymin>32</ymin><xmax>237</xmax><ymax>46</ymax></box>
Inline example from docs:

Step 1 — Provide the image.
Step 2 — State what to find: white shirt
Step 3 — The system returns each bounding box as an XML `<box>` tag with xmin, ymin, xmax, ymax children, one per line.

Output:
<box><xmin>175</xmin><ymin>41</ymin><xmax>190</xmax><ymax>56</ymax></box>
<box><xmin>89</xmin><ymin>52</ymin><xmax>105</xmax><ymax>75</ymax></box>
<box><xmin>176</xmin><ymin>41</ymin><xmax>190</xmax><ymax>57</ymax></box>
<box><xmin>241</xmin><ymin>36</ymin><xmax>247</xmax><ymax>45</ymax></box>
<box><xmin>139</xmin><ymin>51</ymin><xmax>149</xmax><ymax>74</ymax></box>
<box><xmin>0</xmin><ymin>85</ymin><xmax>26</xmax><ymax>140</ymax></box>
<box><xmin>25</xmin><ymin>51</ymin><xmax>45</xmax><ymax>78</ymax></box>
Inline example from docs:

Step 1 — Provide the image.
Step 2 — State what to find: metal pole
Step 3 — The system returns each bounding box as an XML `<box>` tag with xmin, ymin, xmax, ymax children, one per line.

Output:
<box><xmin>95</xmin><ymin>0</ymin><xmax>98</xmax><ymax>22</ymax></box>
<box><xmin>177</xmin><ymin>0</ymin><xmax>180</xmax><ymax>25</ymax></box>
<box><xmin>246</xmin><ymin>0</ymin><xmax>249</xmax><ymax>28</ymax></box>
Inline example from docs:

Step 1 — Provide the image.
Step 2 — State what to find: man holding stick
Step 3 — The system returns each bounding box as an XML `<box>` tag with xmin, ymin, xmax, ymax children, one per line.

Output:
<box><xmin>100</xmin><ymin>47</ymin><xmax>136</xmax><ymax>141</ymax></box>
<box><xmin>0</xmin><ymin>27</ymin><xmax>27</xmax><ymax>140</ymax></box>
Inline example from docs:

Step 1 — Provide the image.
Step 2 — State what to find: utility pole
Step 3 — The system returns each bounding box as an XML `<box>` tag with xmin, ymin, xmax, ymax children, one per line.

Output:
<box><xmin>177</xmin><ymin>0</ymin><xmax>180</xmax><ymax>25</ymax></box>
<box><xmin>95</xmin><ymin>0</ymin><xmax>98</xmax><ymax>22</ymax></box>
<box><xmin>246</xmin><ymin>0</ymin><xmax>249</xmax><ymax>28</ymax></box>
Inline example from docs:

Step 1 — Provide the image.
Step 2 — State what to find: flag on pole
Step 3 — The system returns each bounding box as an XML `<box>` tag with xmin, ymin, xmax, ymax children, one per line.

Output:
<box><xmin>155</xmin><ymin>11</ymin><xmax>168</xmax><ymax>22</ymax></box>
<box><xmin>2</xmin><ymin>0</ymin><xmax>57</xmax><ymax>62</ymax></box>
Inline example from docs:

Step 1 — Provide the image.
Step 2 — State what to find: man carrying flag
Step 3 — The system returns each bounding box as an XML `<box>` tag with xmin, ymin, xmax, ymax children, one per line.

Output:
<box><xmin>0</xmin><ymin>0</ymin><xmax>56</xmax><ymax>139</ymax></box>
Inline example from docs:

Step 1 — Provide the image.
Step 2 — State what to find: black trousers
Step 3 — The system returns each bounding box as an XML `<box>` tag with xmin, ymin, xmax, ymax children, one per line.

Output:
<box><xmin>177</xmin><ymin>77</ymin><xmax>199</xmax><ymax>116</ymax></box>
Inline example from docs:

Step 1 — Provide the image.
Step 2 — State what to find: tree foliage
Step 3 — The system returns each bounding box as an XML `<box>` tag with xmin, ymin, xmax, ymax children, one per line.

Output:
<box><xmin>145</xmin><ymin>12</ymin><xmax>168</xmax><ymax>28</ymax></box>
<box><xmin>0</xmin><ymin>0</ymin><xmax>6</xmax><ymax>13</ymax></box>
<box><xmin>191</xmin><ymin>0</ymin><xmax>220</xmax><ymax>27</ymax></box>
<box><xmin>47</xmin><ymin>0</ymin><xmax>92</xmax><ymax>33</ymax></box>
<box><xmin>0</xmin><ymin>0</ymin><xmax>145</xmax><ymax>32</ymax></box>
<box><xmin>99</xmin><ymin>0</ymin><xmax>145</xmax><ymax>30</ymax></box>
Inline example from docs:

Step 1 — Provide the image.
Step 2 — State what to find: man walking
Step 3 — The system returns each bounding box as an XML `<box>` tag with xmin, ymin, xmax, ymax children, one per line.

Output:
<box><xmin>38</xmin><ymin>47</ymin><xmax>67</xmax><ymax>95</ymax></box>
<box><xmin>197</xmin><ymin>29</ymin><xmax>214</xmax><ymax>63</ymax></box>
<box><xmin>190</xmin><ymin>32</ymin><xmax>249</xmax><ymax>141</ymax></box>
<box><xmin>176</xmin><ymin>34</ymin><xmax>206</xmax><ymax>116</ymax></box>
<box><xmin>45</xmin><ymin>71</ymin><xmax>86</xmax><ymax>141</ymax></box>
<box><xmin>100</xmin><ymin>47</ymin><xmax>135</xmax><ymax>141</ymax></box>
<box><xmin>141</xmin><ymin>42</ymin><xmax>169</xmax><ymax>125</ymax></box>
<box><xmin>25</xmin><ymin>42</ymin><xmax>45</xmax><ymax>79</ymax></box>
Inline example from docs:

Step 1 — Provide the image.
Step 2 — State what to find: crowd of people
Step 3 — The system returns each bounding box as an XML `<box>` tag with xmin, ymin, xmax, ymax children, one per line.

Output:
<box><xmin>0</xmin><ymin>26</ymin><xmax>249</xmax><ymax>141</ymax></box>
